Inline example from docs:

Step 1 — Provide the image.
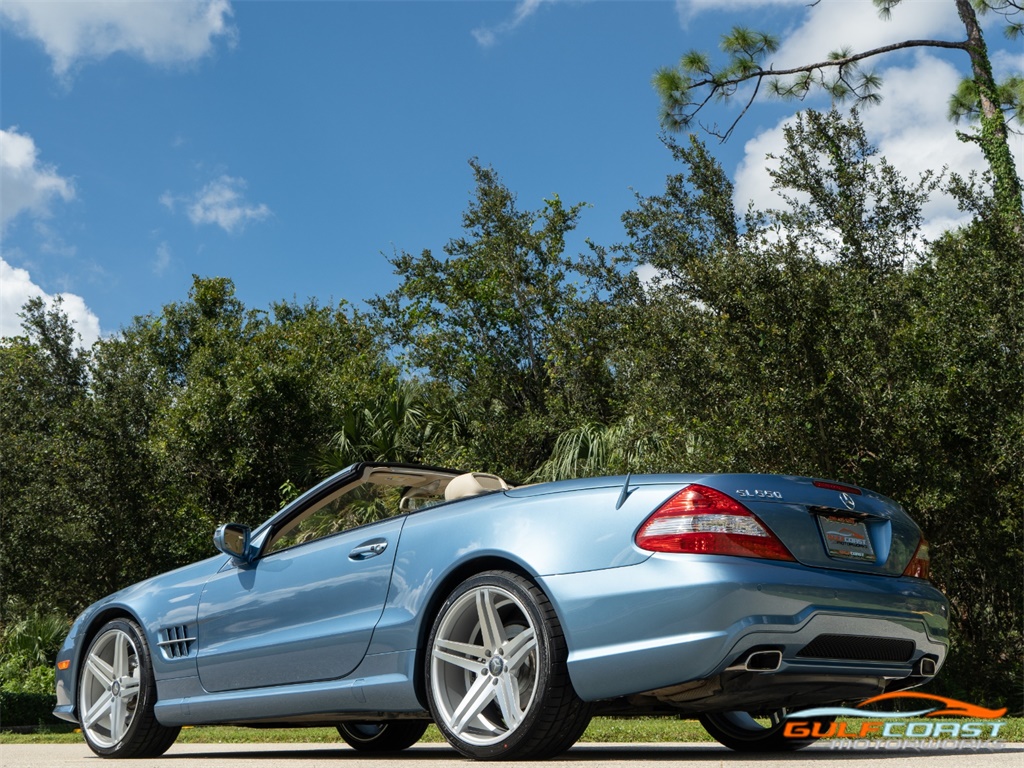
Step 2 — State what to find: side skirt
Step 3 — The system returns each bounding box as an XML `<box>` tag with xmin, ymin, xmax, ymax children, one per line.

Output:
<box><xmin>154</xmin><ymin>650</ymin><xmax>423</xmax><ymax>727</ymax></box>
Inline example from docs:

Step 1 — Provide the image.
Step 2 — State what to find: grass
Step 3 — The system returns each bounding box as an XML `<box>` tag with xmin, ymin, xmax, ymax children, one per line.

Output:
<box><xmin>2</xmin><ymin>717</ymin><xmax>1022</xmax><ymax>745</ymax></box>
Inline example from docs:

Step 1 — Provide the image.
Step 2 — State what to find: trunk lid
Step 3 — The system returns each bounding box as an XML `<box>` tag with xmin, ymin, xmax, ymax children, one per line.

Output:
<box><xmin>691</xmin><ymin>474</ymin><xmax>921</xmax><ymax>576</ymax></box>
<box><xmin>507</xmin><ymin>473</ymin><xmax>923</xmax><ymax>577</ymax></box>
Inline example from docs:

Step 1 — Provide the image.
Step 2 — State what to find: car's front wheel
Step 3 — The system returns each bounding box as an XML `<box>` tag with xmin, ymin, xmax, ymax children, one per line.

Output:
<box><xmin>336</xmin><ymin>720</ymin><xmax>428</xmax><ymax>751</ymax></box>
<box><xmin>699</xmin><ymin>709</ymin><xmax>831</xmax><ymax>751</ymax></box>
<box><xmin>426</xmin><ymin>570</ymin><xmax>591</xmax><ymax>760</ymax></box>
<box><xmin>78</xmin><ymin>618</ymin><xmax>180</xmax><ymax>758</ymax></box>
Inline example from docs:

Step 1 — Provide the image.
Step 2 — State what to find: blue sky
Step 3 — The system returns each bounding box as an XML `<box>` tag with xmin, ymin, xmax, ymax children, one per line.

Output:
<box><xmin>2</xmin><ymin>0</ymin><xmax>1021</xmax><ymax>345</ymax></box>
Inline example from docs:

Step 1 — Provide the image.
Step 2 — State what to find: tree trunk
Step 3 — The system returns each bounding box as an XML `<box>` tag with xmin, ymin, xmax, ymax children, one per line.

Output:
<box><xmin>953</xmin><ymin>0</ymin><xmax>1024</xmax><ymax>235</ymax></box>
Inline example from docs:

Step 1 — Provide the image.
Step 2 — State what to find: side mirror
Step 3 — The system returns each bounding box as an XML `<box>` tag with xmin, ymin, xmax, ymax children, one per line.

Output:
<box><xmin>214</xmin><ymin>523</ymin><xmax>252</xmax><ymax>562</ymax></box>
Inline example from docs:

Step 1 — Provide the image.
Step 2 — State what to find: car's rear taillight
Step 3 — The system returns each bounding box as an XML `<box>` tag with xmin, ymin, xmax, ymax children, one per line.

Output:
<box><xmin>902</xmin><ymin>538</ymin><xmax>930</xmax><ymax>579</ymax></box>
<box><xmin>635</xmin><ymin>484</ymin><xmax>795</xmax><ymax>561</ymax></box>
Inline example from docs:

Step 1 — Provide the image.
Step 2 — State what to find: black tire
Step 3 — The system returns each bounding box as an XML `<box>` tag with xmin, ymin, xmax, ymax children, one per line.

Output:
<box><xmin>699</xmin><ymin>709</ymin><xmax>832</xmax><ymax>751</ymax></box>
<box><xmin>336</xmin><ymin>721</ymin><xmax>429</xmax><ymax>751</ymax></box>
<box><xmin>425</xmin><ymin>570</ymin><xmax>591</xmax><ymax>760</ymax></box>
<box><xmin>77</xmin><ymin>618</ymin><xmax>180</xmax><ymax>758</ymax></box>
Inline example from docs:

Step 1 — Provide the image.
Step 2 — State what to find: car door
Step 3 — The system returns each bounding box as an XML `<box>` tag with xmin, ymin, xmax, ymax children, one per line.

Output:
<box><xmin>195</xmin><ymin>498</ymin><xmax>403</xmax><ymax>693</ymax></box>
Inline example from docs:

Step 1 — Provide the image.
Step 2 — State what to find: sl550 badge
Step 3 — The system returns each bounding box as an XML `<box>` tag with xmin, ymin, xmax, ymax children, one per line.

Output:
<box><xmin>736</xmin><ymin>489</ymin><xmax>784</xmax><ymax>499</ymax></box>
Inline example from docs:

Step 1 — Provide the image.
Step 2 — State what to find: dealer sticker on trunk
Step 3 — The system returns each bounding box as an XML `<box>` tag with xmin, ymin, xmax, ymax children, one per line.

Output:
<box><xmin>817</xmin><ymin>514</ymin><xmax>876</xmax><ymax>562</ymax></box>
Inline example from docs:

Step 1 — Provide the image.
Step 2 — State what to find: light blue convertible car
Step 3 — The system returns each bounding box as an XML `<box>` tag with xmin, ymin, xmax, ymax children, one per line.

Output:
<box><xmin>55</xmin><ymin>462</ymin><xmax>948</xmax><ymax>759</ymax></box>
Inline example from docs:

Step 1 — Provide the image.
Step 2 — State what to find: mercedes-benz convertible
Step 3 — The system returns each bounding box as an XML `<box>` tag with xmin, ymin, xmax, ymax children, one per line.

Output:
<box><xmin>54</xmin><ymin>462</ymin><xmax>948</xmax><ymax>759</ymax></box>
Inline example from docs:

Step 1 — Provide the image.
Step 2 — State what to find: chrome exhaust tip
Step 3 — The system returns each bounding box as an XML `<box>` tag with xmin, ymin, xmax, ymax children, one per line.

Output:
<box><xmin>916</xmin><ymin>657</ymin><xmax>937</xmax><ymax>677</ymax></box>
<box><xmin>744</xmin><ymin>649</ymin><xmax>783</xmax><ymax>672</ymax></box>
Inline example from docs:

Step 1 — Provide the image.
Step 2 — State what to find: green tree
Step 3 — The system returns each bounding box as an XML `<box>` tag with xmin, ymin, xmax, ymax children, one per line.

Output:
<box><xmin>531</xmin><ymin>417</ymin><xmax>667</xmax><ymax>482</ymax></box>
<box><xmin>0</xmin><ymin>299</ymin><xmax>95</xmax><ymax>620</ymax></box>
<box><xmin>612</xmin><ymin>112</ymin><xmax>946</xmax><ymax>477</ymax></box>
<box><xmin>893</xmin><ymin>212</ymin><xmax>1023</xmax><ymax>708</ymax></box>
<box><xmin>318</xmin><ymin>378</ymin><xmax>442</xmax><ymax>473</ymax></box>
<box><xmin>0</xmin><ymin>278</ymin><xmax>398</xmax><ymax>617</ymax></box>
<box><xmin>0</xmin><ymin>607</ymin><xmax>69</xmax><ymax>695</ymax></box>
<box><xmin>128</xmin><ymin>276</ymin><xmax>396</xmax><ymax>531</ymax></box>
<box><xmin>371</xmin><ymin>160</ymin><xmax>618</xmax><ymax>479</ymax></box>
<box><xmin>0</xmin><ymin>297</ymin><xmax>175</xmax><ymax>616</ymax></box>
<box><xmin>654</xmin><ymin>0</ymin><xmax>1024</xmax><ymax>233</ymax></box>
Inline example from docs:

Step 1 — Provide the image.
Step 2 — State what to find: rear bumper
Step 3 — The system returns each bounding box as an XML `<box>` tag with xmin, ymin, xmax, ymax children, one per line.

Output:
<box><xmin>539</xmin><ymin>553</ymin><xmax>948</xmax><ymax>702</ymax></box>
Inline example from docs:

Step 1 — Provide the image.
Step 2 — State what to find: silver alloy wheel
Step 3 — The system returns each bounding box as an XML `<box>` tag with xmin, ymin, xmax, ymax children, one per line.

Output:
<box><xmin>78</xmin><ymin>628</ymin><xmax>142</xmax><ymax>748</ymax></box>
<box><xmin>429</xmin><ymin>585</ymin><xmax>539</xmax><ymax>746</ymax></box>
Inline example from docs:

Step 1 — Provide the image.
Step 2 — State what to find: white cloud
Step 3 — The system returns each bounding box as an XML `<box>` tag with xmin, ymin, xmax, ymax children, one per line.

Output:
<box><xmin>158</xmin><ymin>191</ymin><xmax>176</xmax><ymax>211</ymax></box>
<box><xmin>773</xmin><ymin>0</ymin><xmax>960</xmax><ymax>69</ymax></box>
<box><xmin>472</xmin><ymin>0</ymin><xmax>549</xmax><ymax>47</ymax></box>
<box><xmin>734</xmin><ymin>122</ymin><xmax>788</xmax><ymax>215</ymax></box>
<box><xmin>162</xmin><ymin>175</ymin><xmax>271</xmax><ymax>234</ymax></box>
<box><xmin>0</xmin><ymin>0</ymin><xmax>235</xmax><ymax>77</ymax></box>
<box><xmin>992</xmin><ymin>49</ymin><xmax>1024</xmax><ymax>80</ymax></box>
<box><xmin>734</xmin><ymin>52</ymin><xmax>1023</xmax><ymax>241</ymax></box>
<box><xmin>679</xmin><ymin>0</ymin><xmax>1022</xmax><ymax>238</ymax></box>
<box><xmin>674</xmin><ymin>0</ymin><xmax>960</xmax><ymax>76</ymax></box>
<box><xmin>674</xmin><ymin>0</ymin><xmax>1022</xmax><ymax>239</ymax></box>
<box><xmin>0</xmin><ymin>129</ymin><xmax>99</xmax><ymax>342</ymax></box>
<box><xmin>154</xmin><ymin>241</ymin><xmax>172</xmax><ymax>275</ymax></box>
<box><xmin>0</xmin><ymin>257</ymin><xmax>101</xmax><ymax>346</ymax></box>
<box><xmin>1</xmin><ymin>127</ymin><xmax>75</xmax><ymax>232</ymax></box>
<box><xmin>676</xmin><ymin>0</ymin><xmax>803</xmax><ymax>23</ymax></box>
<box><xmin>35</xmin><ymin>221</ymin><xmax>78</xmax><ymax>258</ymax></box>
<box><xmin>635</xmin><ymin>263</ymin><xmax>660</xmax><ymax>288</ymax></box>
<box><xmin>676</xmin><ymin>0</ymin><xmax>958</xmax><ymax>42</ymax></box>
<box><xmin>472</xmin><ymin>27</ymin><xmax>497</xmax><ymax>48</ymax></box>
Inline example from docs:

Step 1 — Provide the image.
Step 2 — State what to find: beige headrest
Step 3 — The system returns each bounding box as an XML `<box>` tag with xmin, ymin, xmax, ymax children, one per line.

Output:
<box><xmin>444</xmin><ymin>472</ymin><xmax>509</xmax><ymax>502</ymax></box>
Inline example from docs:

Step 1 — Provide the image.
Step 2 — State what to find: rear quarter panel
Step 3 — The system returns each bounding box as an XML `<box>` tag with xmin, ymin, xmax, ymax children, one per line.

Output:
<box><xmin>367</xmin><ymin>480</ymin><xmax>683</xmax><ymax>655</ymax></box>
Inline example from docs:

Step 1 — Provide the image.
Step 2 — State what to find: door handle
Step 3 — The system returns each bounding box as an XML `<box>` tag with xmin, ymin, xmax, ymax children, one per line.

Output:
<box><xmin>349</xmin><ymin>538</ymin><xmax>388</xmax><ymax>560</ymax></box>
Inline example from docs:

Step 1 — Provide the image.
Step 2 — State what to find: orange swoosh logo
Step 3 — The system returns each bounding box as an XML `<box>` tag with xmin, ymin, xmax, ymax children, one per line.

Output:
<box><xmin>837</xmin><ymin>527</ymin><xmax>865</xmax><ymax>539</ymax></box>
<box><xmin>859</xmin><ymin>692</ymin><xmax>1007</xmax><ymax>719</ymax></box>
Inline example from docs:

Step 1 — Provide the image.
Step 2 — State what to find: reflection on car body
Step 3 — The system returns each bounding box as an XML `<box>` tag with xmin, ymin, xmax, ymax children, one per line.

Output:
<box><xmin>55</xmin><ymin>462</ymin><xmax>948</xmax><ymax>759</ymax></box>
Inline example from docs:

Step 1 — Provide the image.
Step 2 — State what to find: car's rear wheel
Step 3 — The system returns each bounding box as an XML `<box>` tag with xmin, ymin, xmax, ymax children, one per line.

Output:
<box><xmin>78</xmin><ymin>618</ymin><xmax>180</xmax><ymax>758</ymax></box>
<box><xmin>699</xmin><ymin>709</ymin><xmax>831</xmax><ymax>751</ymax></box>
<box><xmin>426</xmin><ymin>570</ymin><xmax>591</xmax><ymax>760</ymax></box>
<box><xmin>336</xmin><ymin>721</ymin><xmax>429</xmax><ymax>751</ymax></box>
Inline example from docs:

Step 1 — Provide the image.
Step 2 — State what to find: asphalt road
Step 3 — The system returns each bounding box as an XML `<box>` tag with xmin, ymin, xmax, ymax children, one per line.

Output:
<box><xmin>3</xmin><ymin>743</ymin><xmax>1023</xmax><ymax>768</ymax></box>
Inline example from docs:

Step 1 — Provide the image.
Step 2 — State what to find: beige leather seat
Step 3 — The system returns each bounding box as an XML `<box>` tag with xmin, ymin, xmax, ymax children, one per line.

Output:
<box><xmin>444</xmin><ymin>472</ymin><xmax>509</xmax><ymax>502</ymax></box>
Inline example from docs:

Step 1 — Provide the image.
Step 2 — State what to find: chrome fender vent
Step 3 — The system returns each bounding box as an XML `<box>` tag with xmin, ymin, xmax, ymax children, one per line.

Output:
<box><xmin>157</xmin><ymin>625</ymin><xmax>196</xmax><ymax>659</ymax></box>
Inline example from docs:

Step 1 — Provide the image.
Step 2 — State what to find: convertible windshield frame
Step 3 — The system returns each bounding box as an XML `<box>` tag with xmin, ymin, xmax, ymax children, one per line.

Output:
<box><xmin>251</xmin><ymin>462</ymin><xmax>465</xmax><ymax>555</ymax></box>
